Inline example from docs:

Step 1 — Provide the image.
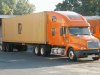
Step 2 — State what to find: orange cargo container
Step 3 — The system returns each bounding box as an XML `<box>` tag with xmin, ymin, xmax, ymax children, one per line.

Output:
<box><xmin>2</xmin><ymin>11</ymin><xmax>100</xmax><ymax>61</ymax></box>
<box><xmin>85</xmin><ymin>16</ymin><xmax>100</xmax><ymax>39</ymax></box>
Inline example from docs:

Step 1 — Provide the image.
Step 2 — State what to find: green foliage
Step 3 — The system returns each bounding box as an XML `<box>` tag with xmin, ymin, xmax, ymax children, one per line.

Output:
<box><xmin>0</xmin><ymin>0</ymin><xmax>35</xmax><ymax>15</ymax></box>
<box><xmin>55</xmin><ymin>0</ymin><xmax>100</xmax><ymax>16</ymax></box>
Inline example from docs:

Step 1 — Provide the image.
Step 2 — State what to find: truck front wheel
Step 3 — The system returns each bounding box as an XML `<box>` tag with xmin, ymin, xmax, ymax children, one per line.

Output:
<box><xmin>68</xmin><ymin>48</ymin><xmax>77</xmax><ymax>61</ymax></box>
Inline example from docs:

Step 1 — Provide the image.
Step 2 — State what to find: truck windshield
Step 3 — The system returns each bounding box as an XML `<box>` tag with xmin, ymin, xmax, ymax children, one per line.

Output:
<box><xmin>69</xmin><ymin>27</ymin><xmax>90</xmax><ymax>35</ymax></box>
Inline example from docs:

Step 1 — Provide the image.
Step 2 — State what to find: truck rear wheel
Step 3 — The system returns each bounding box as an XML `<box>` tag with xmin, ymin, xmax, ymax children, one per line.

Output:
<box><xmin>40</xmin><ymin>45</ymin><xmax>51</xmax><ymax>56</ymax></box>
<box><xmin>34</xmin><ymin>45</ymin><xmax>40</xmax><ymax>56</ymax></box>
<box><xmin>40</xmin><ymin>45</ymin><xmax>47</xmax><ymax>56</ymax></box>
<box><xmin>68</xmin><ymin>48</ymin><xmax>77</xmax><ymax>61</ymax></box>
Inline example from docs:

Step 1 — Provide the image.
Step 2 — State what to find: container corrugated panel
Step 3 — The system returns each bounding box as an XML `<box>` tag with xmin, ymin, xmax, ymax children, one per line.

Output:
<box><xmin>2</xmin><ymin>12</ymin><xmax>48</xmax><ymax>44</ymax></box>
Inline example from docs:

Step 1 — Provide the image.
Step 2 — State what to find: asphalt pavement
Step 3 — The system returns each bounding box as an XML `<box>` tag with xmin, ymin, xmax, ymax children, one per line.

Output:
<box><xmin>0</xmin><ymin>48</ymin><xmax>100</xmax><ymax>75</ymax></box>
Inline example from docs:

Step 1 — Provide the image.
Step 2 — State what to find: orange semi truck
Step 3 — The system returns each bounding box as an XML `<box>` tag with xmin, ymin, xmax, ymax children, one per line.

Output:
<box><xmin>2</xmin><ymin>11</ymin><xmax>100</xmax><ymax>61</ymax></box>
<box><xmin>85</xmin><ymin>16</ymin><xmax>100</xmax><ymax>39</ymax></box>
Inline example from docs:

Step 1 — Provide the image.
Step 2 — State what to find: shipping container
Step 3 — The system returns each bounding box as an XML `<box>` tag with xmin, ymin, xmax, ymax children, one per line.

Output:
<box><xmin>2</xmin><ymin>12</ymin><xmax>47</xmax><ymax>44</ymax></box>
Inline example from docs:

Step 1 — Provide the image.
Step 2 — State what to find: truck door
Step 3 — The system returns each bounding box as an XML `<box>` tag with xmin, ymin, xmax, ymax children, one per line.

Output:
<box><xmin>60</xmin><ymin>26</ymin><xmax>68</xmax><ymax>45</ymax></box>
<box><xmin>50</xmin><ymin>16</ymin><xmax>57</xmax><ymax>45</ymax></box>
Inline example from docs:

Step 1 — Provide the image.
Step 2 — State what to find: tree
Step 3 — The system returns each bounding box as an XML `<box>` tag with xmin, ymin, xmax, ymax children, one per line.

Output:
<box><xmin>55</xmin><ymin>0</ymin><xmax>80</xmax><ymax>11</ymax></box>
<box><xmin>0</xmin><ymin>0</ymin><xmax>35</xmax><ymax>15</ymax></box>
<box><xmin>14</xmin><ymin>0</ymin><xmax>35</xmax><ymax>15</ymax></box>
<box><xmin>55</xmin><ymin>0</ymin><xmax>100</xmax><ymax>16</ymax></box>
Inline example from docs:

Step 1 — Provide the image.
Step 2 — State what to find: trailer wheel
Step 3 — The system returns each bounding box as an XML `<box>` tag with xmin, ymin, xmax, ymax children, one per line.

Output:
<box><xmin>8</xmin><ymin>44</ymin><xmax>13</xmax><ymax>52</ymax></box>
<box><xmin>40</xmin><ymin>45</ymin><xmax>51</xmax><ymax>56</ymax></box>
<box><xmin>68</xmin><ymin>48</ymin><xmax>77</xmax><ymax>61</ymax></box>
<box><xmin>34</xmin><ymin>45</ymin><xmax>40</xmax><ymax>56</ymax></box>
<box><xmin>2</xmin><ymin>42</ymin><xmax>6</xmax><ymax>52</ymax></box>
<box><xmin>3</xmin><ymin>43</ymin><xmax>13</xmax><ymax>52</ymax></box>
<box><xmin>92</xmin><ymin>57</ymin><xmax>100</xmax><ymax>61</ymax></box>
<box><xmin>5</xmin><ymin>43</ymin><xmax>9</xmax><ymax>52</ymax></box>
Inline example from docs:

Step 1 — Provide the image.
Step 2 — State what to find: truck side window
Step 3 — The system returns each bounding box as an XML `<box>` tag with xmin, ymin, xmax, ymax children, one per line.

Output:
<box><xmin>52</xmin><ymin>28</ymin><xmax>55</xmax><ymax>36</ymax></box>
<box><xmin>52</xmin><ymin>16</ymin><xmax>56</xmax><ymax>22</ymax></box>
<box><xmin>60</xmin><ymin>26</ymin><xmax>66</xmax><ymax>36</ymax></box>
<box><xmin>60</xmin><ymin>27</ymin><xmax>63</xmax><ymax>36</ymax></box>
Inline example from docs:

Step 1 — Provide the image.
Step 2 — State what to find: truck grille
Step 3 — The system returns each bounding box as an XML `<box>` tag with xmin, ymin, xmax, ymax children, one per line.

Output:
<box><xmin>87</xmin><ymin>41</ymin><xmax>99</xmax><ymax>49</ymax></box>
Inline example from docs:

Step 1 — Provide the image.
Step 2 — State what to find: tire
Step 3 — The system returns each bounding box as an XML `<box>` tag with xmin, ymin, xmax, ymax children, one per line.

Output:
<box><xmin>40</xmin><ymin>45</ymin><xmax>51</xmax><ymax>56</ymax></box>
<box><xmin>34</xmin><ymin>45</ymin><xmax>40</xmax><ymax>56</ymax></box>
<box><xmin>2</xmin><ymin>42</ymin><xmax>6</xmax><ymax>52</ymax></box>
<box><xmin>8</xmin><ymin>44</ymin><xmax>13</xmax><ymax>52</ymax></box>
<box><xmin>68</xmin><ymin>48</ymin><xmax>77</xmax><ymax>61</ymax></box>
<box><xmin>2</xmin><ymin>43</ymin><xmax>13</xmax><ymax>52</ymax></box>
<box><xmin>92</xmin><ymin>57</ymin><xmax>100</xmax><ymax>61</ymax></box>
<box><xmin>40</xmin><ymin>45</ymin><xmax>46</xmax><ymax>56</ymax></box>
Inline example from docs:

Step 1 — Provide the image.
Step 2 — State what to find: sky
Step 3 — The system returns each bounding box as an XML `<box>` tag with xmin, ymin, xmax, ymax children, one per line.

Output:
<box><xmin>29</xmin><ymin>0</ymin><xmax>64</xmax><ymax>12</ymax></box>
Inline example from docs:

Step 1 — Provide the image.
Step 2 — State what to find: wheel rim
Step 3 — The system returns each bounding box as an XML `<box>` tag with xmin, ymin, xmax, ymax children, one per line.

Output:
<box><xmin>40</xmin><ymin>48</ymin><xmax>44</xmax><ymax>55</ymax></box>
<box><xmin>35</xmin><ymin>47</ymin><xmax>38</xmax><ymax>54</ymax></box>
<box><xmin>69</xmin><ymin>51</ymin><xmax>74</xmax><ymax>60</ymax></box>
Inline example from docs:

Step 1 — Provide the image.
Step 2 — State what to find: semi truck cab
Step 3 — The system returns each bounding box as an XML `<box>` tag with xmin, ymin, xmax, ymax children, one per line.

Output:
<box><xmin>65</xmin><ymin>26</ymin><xmax>100</xmax><ymax>61</ymax></box>
<box><xmin>48</xmin><ymin>11</ymin><xmax>100</xmax><ymax>61</ymax></box>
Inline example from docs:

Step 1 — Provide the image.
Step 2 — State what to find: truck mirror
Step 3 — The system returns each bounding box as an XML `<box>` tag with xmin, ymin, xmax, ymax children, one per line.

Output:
<box><xmin>90</xmin><ymin>28</ymin><xmax>94</xmax><ymax>35</ymax></box>
<box><xmin>90</xmin><ymin>31</ymin><xmax>94</xmax><ymax>35</ymax></box>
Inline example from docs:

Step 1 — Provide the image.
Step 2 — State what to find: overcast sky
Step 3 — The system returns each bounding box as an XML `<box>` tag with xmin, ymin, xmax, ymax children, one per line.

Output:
<box><xmin>29</xmin><ymin>0</ymin><xmax>63</xmax><ymax>12</ymax></box>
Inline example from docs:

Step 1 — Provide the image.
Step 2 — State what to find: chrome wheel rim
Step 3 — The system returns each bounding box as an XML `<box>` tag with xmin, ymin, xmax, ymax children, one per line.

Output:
<box><xmin>69</xmin><ymin>51</ymin><xmax>74</xmax><ymax>60</ymax></box>
<box><xmin>40</xmin><ymin>48</ymin><xmax>44</xmax><ymax>55</ymax></box>
<box><xmin>35</xmin><ymin>47</ymin><xmax>38</xmax><ymax>54</ymax></box>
